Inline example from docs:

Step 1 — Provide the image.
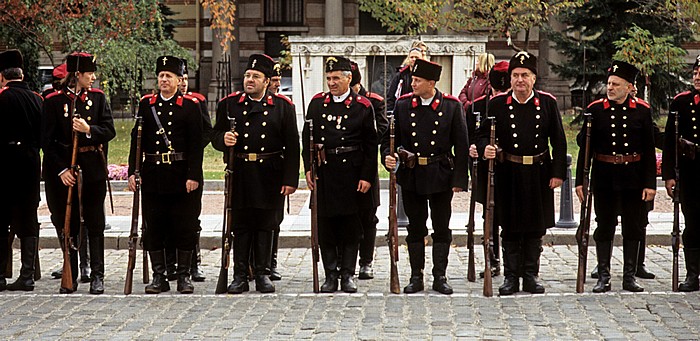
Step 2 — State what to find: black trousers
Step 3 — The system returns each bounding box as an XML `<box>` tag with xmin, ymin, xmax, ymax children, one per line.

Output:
<box><xmin>142</xmin><ymin>191</ymin><xmax>199</xmax><ymax>251</ymax></box>
<box><xmin>358</xmin><ymin>206</ymin><xmax>378</xmax><ymax>265</ymax></box>
<box><xmin>318</xmin><ymin>214</ymin><xmax>362</xmax><ymax>249</ymax></box>
<box><xmin>45</xmin><ymin>177</ymin><xmax>106</xmax><ymax>239</ymax></box>
<box><xmin>232</xmin><ymin>208</ymin><xmax>283</xmax><ymax>234</ymax></box>
<box><xmin>401</xmin><ymin>189</ymin><xmax>453</xmax><ymax>244</ymax></box>
<box><xmin>0</xmin><ymin>201</ymin><xmax>40</xmax><ymax>239</ymax></box>
<box><xmin>681</xmin><ymin>199</ymin><xmax>700</xmax><ymax>248</ymax></box>
<box><xmin>593</xmin><ymin>189</ymin><xmax>645</xmax><ymax>242</ymax></box>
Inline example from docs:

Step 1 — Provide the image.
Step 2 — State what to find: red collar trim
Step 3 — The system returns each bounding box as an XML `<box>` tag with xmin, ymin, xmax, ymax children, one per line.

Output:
<box><xmin>344</xmin><ymin>95</ymin><xmax>353</xmax><ymax>107</ymax></box>
<box><xmin>533</xmin><ymin>97</ymin><xmax>540</xmax><ymax>107</ymax></box>
<box><xmin>629</xmin><ymin>98</ymin><xmax>636</xmax><ymax>109</ymax></box>
<box><xmin>238</xmin><ymin>93</ymin><xmax>247</xmax><ymax>104</ymax></box>
<box><xmin>506</xmin><ymin>96</ymin><xmax>512</xmax><ymax>105</ymax></box>
<box><xmin>695</xmin><ymin>94</ymin><xmax>700</xmax><ymax>105</ymax></box>
<box><xmin>176</xmin><ymin>96</ymin><xmax>183</xmax><ymax>106</ymax></box>
<box><xmin>431</xmin><ymin>97</ymin><xmax>440</xmax><ymax>111</ymax></box>
<box><xmin>323</xmin><ymin>94</ymin><xmax>331</xmax><ymax>104</ymax></box>
<box><xmin>603</xmin><ymin>98</ymin><xmax>610</xmax><ymax>109</ymax></box>
<box><xmin>411</xmin><ymin>96</ymin><xmax>418</xmax><ymax>108</ymax></box>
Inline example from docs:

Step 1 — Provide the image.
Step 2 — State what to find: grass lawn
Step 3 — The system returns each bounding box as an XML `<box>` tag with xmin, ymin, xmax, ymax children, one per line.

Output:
<box><xmin>107</xmin><ymin>114</ymin><xmax>666</xmax><ymax>180</ymax></box>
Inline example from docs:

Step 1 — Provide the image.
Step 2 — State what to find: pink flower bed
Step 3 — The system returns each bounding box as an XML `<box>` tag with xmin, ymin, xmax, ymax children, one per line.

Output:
<box><xmin>656</xmin><ymin>152</ymin><xmax>662</xmax><ymax>176</ymax></box>
<box><xmin>108</xmin><ymin>164</ymin><xmax>129</xmax><ymax>180</ymax></box>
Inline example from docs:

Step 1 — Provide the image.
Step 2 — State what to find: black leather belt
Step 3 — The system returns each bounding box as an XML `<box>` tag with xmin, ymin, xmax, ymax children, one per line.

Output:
<box><xmin>325</xmin><ymin>145</ymin><xmax>360</xmax><ymax>155</ymax></box>
<box><xmin>78</xmin><ymin>145</ymin><xmax>102</xmax><ymax>153</ymax></box>
<box><xmin>235</xmin><ymin>151</ymin><xmax>283</xmax><ymax>161</ymax></box>
<box><xmin>144</xmin><ymin>152</ymin><xmax>186</xmax><ymax>164</ymax></box>
<box><xmin>416</xmin><ymin>154</ymin><xmax>450</xmax><ymax>166</ymax></box>
<box><xmin>594</xmin><ymin>153</ymin><xmax>641</xmax><ymax>164</ymax></box>
<box><xmin>501</xmin><ymin>150</ymin><xmax>549</xmax><ymax>165</ymax></box>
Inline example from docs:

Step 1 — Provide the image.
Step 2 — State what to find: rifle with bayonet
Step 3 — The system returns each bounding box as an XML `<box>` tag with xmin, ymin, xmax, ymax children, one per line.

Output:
<box><xmin>124</xmin><ymin>116</ymin><xmax>143</xmax><ymax>295</ymax></box>
<box><xmin>215</xmin><ymin>116</ymin><xmax>236</xmax><ymax>294</ymax></box>
<box><xmin>575</xmin><ymin>112</ymin><xmax>593</xmax><ymax>293</ymax></box>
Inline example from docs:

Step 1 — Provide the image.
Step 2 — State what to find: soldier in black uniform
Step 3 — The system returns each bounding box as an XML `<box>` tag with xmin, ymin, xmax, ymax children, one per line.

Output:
<box><xmin>466</xmin><ymin>60</ymin><xmax>511</xmax><ymax>278</ymax></box>
<box><xmin>211</xmin><ymin>54</ymin><xmax>300</xmax><ymax>293</ymax></box>
<box><xmin>42</xmin><ymin>63</ymin><xmax>67</xmax><ymax>98</ymax></box>
<box><xmin>575</xmin><ymin>60</ymin><xmax>656</xmax><ymax>293</ymax></box>
<box><xmin>662</xmin><ymin>55</ymin><xmax>700</xmax><ymax>292</ymax></box>
<box><xmin>0</xmin><ymin>50</ymin><xmax>43</xmax><ymax>291</ymax></box>
<box><xmin>128</xmin><ymin>56</ymin><xmax>203</xmax><ymax>294</ymax></box>
<box><xmin>480</xmin><ymin>52</ymin><xmax>567</xmax><ymax>296</ymax></box>
<box><xmin>350</xmin><ymin>60</ymin><xmax>388</xmax><ymax>280</ymax></box>
<box><xmin>269</xmin><ymin>62</ymin><xmax>282</xmax><ymax>95</ymax></box>
<box><xmin>384</xmin><ymin>59</ymin><xmax>469</xmax><ymax>295</ymax></box>
<box><xmin>162</xmin><ymin>58</ymin><xmax>211</xmax><ymax>283</ymax></box>
<box><xmin>303</xmin><ymin>56</ymin><xmax>377</xmax><ymax>293</ymax></box>
<box><xmin>42</xmin><ymin>52</ymin><xmax>116</xmax><ymax>294</ymax></box>
<box><xmin>386</xmin><ymin>42</ymin><xmax>427</xmax><ymax>112</ymax></box>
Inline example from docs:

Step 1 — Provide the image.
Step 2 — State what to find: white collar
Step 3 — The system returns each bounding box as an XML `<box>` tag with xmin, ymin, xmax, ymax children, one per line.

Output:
<box><xmin>333</xmin><ymin>89</ymin><xmax>351</xmax><ymax>103</ymax></box>
<box><xmin>512</xmin><ymin>91</ymin><xmax>535</xmax><ymax>104</ymax></box>
<box><xmin>420</xmin><ymin>95</ymin><xmax>435</xmax><ymax>106</ymax></box>
<box><xmin>160</xmin><ymin>93</ymin><xmax>175</xmax><ymax>101</ymax></box>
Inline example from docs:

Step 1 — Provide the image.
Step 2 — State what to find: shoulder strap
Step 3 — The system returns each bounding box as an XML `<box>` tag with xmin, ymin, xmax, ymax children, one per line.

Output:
<box><xmin>150</xmin><ymin>105</ymin><xmax>174</xmax><ymax>151</ymax></box>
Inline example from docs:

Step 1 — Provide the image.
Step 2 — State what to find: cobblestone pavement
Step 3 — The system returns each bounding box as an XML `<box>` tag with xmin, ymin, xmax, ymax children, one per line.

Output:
<box><xmin>2</xmin><ymin>245</ymin><xmax>699</xmax><ymax>340</ymax></box>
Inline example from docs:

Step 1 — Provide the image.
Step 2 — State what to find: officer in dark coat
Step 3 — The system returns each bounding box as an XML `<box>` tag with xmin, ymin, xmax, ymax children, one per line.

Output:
<box><xmin>465</xmin><ymin>60</ymin><xmax>510</xmax><ymax>278</ymax></box>
<box><xmin>42</xmin><ymin>52</ymin><xmax>116</xmax><ymax>294</ymax></box>
<box><xmin>163</xmin><ymin>58</ymin><xmax>212</xmax><ymax>283</ymax></box>
<box><xmin>0</xmin><ymin>49</ymin><xmax>43</xmax><ymax>291</ymax></box>
<box><xmin>479</xmin><ymin>52</ymin><xmax>567</xmax><ymax>296</ymax></box>
<box><xmin>41</xmin><ymin>63</ymin><xmax>67</xmax><ymax>98</ymax></box>
<box><xmin>128</xmin><ymin>56</ymin><xmax>203</xmax><ymax>294</ymax></box>
<box><xmin>384</xmin><ymin>59</ymin><xmax>469</xmax><ymax>295</ymax></box>
<box><xmin>303</xmin><ymin>56</ymin><xmax>377</xmax><ymax>293</ymax></box>
<box><xmin>662</xmin><ymin>55</ymin><xmax>700</xmax><ymax>292</ymax></box>
<box><xmin>350</xmin><ymin>60</ymin><xmax>389</xmax><ymax>280</ymax></box>
<box><xmin>211</xmin><ymin>54</ymin><xmax>299</xmax><ymax>294</ymax></box>
<box><xmin>575</xmin><ymin>60</ymin><xmax>656</xmax><ymax>293</ymax></box>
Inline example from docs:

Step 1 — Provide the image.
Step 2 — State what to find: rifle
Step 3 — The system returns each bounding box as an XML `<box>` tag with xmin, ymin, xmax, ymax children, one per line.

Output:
<box><xmin>124</xmin><ymin>116</ymin><xmax>143</xmax><ymax>295</ymax></box>
<box><xmin>466</xmin><ymin>47</ymin><xmax>478</xmax><ymax>283</ymax></box>
<box><xmin>671</xmin><ymin>110</ymin><xmax>680</xmax><ymax>292</ymax></box>
<box><xmin>215</xmin><ymin>116</ymin><xmax>236</xmax><ymax>294</ymax></box>
<box><xmin>482</xmin><ymin>116</ymin><xmax>496</xmax><ymax>297</ymax></box>
<box><xmin>575</xmin><ymin>112</ymin><xmax>593</xmax><ymax>293</ymax></box>
<box><xmin>61</xmin><ymin>93</ymin><xmax>82</xmax><ymax>293</ymax></box>
<box><xmin>387</xmin><ymin>115</ymin><xmax>400</xmax><ymax>294</ymax></box>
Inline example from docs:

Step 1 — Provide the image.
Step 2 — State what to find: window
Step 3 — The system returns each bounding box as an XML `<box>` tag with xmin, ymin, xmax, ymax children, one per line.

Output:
<box><xmin>265</xmin><ymin>0</ymin><xmax>304</xmax><ymax>26</ymax></box>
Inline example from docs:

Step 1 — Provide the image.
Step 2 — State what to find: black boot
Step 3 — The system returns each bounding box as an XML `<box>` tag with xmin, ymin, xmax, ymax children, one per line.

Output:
<box><xmin>320</xmin><ymin>246</ymin><xmax>339</xmax><ymax>293</ymax></box>
<box><xmin>254</xmin><ymin>231</ymin><xmax>275</xmax><ymax>293</ymax></box>
<box><xmin>79</xmin><ymin>230</ymin><xmax>90</xmax><ymax>283</ymax></box>
<box><xmin>592</xmin><ymin>240</ymin><xmax>612</xmax><ymax>293</ymax></box>
<box><xmin>358</xmin><ymin>216</ymin><xmax>377</xmax><ymax>280</ymax></box>
<box><xmin>432</xmin><ymin>242</ymin><xmax>453</xmax><ymax>294</ymax></box>
<box><xmin>88</xmin><ymin>236</ymin><xmax>105</xmax><ymax>294</ymax></box>
<box><xmin>635</xmin><ymin>235</ymin><xmax>655</xmax><ymax>279</ymax></box>
<box><xmin>404</xmin><ymin>242</ymin><xmax>425</xmax><ymax>293</ymax></box>
<box><xmin>145</xmin><ymin>250</ymin><xmax>170</xmax><ymax>294</ymax></box>
<box><xmin>191</xmin><ymin>230</ymin><xmax>206</xmax><ymax>282</ymax></box>
<box><xmin>269</xmin><ymin>229</ymin><xmax>282</xmax><ymax>281</ymax></box>
<box><xmin>521</xmin><ymin>238</ymin><xmax>545</xmax><ymax>294</ymax></box>
<box><xmin>165</xmin><ymin>247</ymin><xmax>177</xmax><ymax>281</ymax></box>
<box><xmin>228</xmin><ymin>233</ymin><xmax>251</xmax><ymax>294</ymax></box>
<box><xmin>340</xmin><ymin>243</ymin><xmax>359</xmax><ymax>293</ymax></box>
<box><xmin>499</xmin><ymin>240</ymin><xmax>521</xmax><ymax>296</ymax></box>
<box><xmin>7</xmin><ymin>237</ymin><xmax>37</xmax><ymax>291</ymax></box>
<box><xmin>176</xmin><ymin>249</ymin><xmax>194</xmax><ymax>294</ymax></box>
<box><xmin>679</xmin><ymin>248</ymin><xmax>700</xmax><ymax>292</ymax></box>
<box><xmin>622</xmin><ymin>240</ymin><xmax>644</xmax><ymax>292</ymax></box>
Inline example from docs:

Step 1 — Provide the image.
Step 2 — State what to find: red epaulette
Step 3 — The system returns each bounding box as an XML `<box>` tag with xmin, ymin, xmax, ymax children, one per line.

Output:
<box><xmin>220</xmin><ymin>91</ymin><xmax>242</xmax><ymax>102</ymax></box>
<box><xmin>674</xmin><ymin>90</ymin><xmax>691</xmax><ymax>100</ymax></box>
<box><xmin>398</xmin><ymin>92</ymin><xmax>413</xmax><ymax>100</ymax></box>
<box><xmin>187</xmin><ymin>92</ymin><xmax>206</xmax><ymax>102</ymax></box>
<box><xmin>311</xmin><ymin>92</ymin><xmax>326</xmax><ymax>100</ymax></box>
<box><xmin>399</xmin><ymin>65</ymin><xmax>411</xmax><ymax>73</ymax></box>
<box><xmin>355</xmin><ymin>95</ymin><xmax>372</xmax><ymax>108</ymax></box>
<box><xmin>442</xmin><ymin>93</ymin><xmax>460</xmax><ymax>102</ymax></box>
<box><xmin>633</xmin><ymin>97</ymin><xmax>650</xmax><ymax>108</ymax></box>
<box><xmin>87</xmin><ymin>87</ymin><xmax>105</xmax><ymax>95</ymax></box>
<box><xmin>46</xmin><ymin>90</ymin><xmax>63</xmax><ymax>100</ymax></box>
<box><xmin>472</xmin><ymin>94</ymin><xmax>487</xmax><ymax>103</ymax></box>
<box><xmin>182</xmin><ymin>93</ymin><xmax>199</xmax><ymax>103</ymax></box>
<box><xmin>587</xmin><ymin>98</ymin><xmax>605</xmax><ymax>109</ymax></box>
<box><xmin>366</xmin><ymin>91</ymin><xmax>384</xmax><ymax>102</ymax></box>
<box><xmin>0</xmin><ymin>86</ymin><xmax>7</xmax><ymax>95</ymax></box>
<box><xmin>274</xmin><ymin>93</ymin><xmax>294</xmax><ymax>106</ymax></box>
<box><xmin>537</xmin><ymin>90</ymin><xmax>557</xmax><ymax>100</ymax></box>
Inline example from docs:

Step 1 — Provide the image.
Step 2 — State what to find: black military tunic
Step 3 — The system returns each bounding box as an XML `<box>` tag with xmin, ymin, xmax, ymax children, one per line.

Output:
<box><xmin>387</xmin><ymin>90</ymin><xmax>468</xmax><ymax>244</ymax></box>
<box><xmin>663</xmin><ymin>89</ymin><xmax>700</xmax><ymax>247</ymax></box>
<box><xmin>0</xmin><ymin>82</ymin><xmax>43</xmax><ymax>239</ymax></box>
<box><xmin>477</xmin><ymin>90</ymin><xmax>567</xmax><ymax>236</ymax></box>
<box><xmin>465</xmin><ymin>93</ymin><xmax>490</xmax><ymax>204</ymax></box>
<box><xmin>302</xmin><ymin>90</ymin><xmax>378</xmax><ymax>218</ymax></box>
<box><xmin>42</xmin><ymin>87</ymin><xmax>115</xmax><ymax>237</ymax></box>
<box><xmin>358</xmin><ymin>85</ymin><xmax>388</xmax><ymax>210</ymax></box>
<box><xmin>211</xmin><ymin>91</ymin><xmax>300</xmax><ymax>231</ymax></box>
<box><xmin>128</xmin><ymin>92</ymin><xmax>203</xmax><ymax>250</ymax></box>
<box><xmin>386</xmin><ymin>65</ymin><xmax>412</xmax><ymax>112</ymax></box>
<box><xmin>575</xmin><ymin>96</ymin><xmax>656</xmax><ymax>241</ymax></box>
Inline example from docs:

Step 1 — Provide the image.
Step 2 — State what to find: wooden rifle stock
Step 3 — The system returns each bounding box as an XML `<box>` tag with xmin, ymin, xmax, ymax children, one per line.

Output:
<box><xmin>482</xmin><ymin>117</ymin><xmax>496</xmax><ymax>297</ymax></box>
<box><xmin>124</xmin><ymin>117</ymin><xmax>143</xmax><ymax>294</ymax></box>
<box><xmin>60</xmin><ymin>109</ymin><xmax>81</xmax><ymax>293</ymax></box>
<box><xmin>387</xmin><ymin>115</ymin><xmax>400</xmax><ymax>294</ymax></box>
<box><xmin>216</xmin><ymin>117</ymin><xmax>236</xmax><ymax>294</ymax></box>
<box><xmin>672</xmin><ymin>111</ymin><xmax>680</xmax><ymax>291</ymax></box>
<box><xmin>575</xmin><ymin>112</ymin><xmax>593</xmax><ymax>293</ymax></box>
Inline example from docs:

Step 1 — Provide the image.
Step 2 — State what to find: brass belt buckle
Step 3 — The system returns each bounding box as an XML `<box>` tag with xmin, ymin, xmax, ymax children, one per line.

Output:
<box><xmin>614</xmin><ymin>155</ymin><xmax>623</xmax><ymax>164</ymax></box>
<box><xmin>248</xmin><ymin>153</ymin><xmax>258</xmax><ymax>161</ymax></box>
<box><xmin>522</xmin><ymin>155</ymin><xmax>533</xmax><ymax>165</ymax></box>
<box><xmin>418</xmin><ymin>157</ymin><xmax>428</xmax><ymax>166</ymax></box>
<box><xmin>161</xmin><ymin>152</ymin><xmax>172</xmax><ymax>164</ymax></box>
